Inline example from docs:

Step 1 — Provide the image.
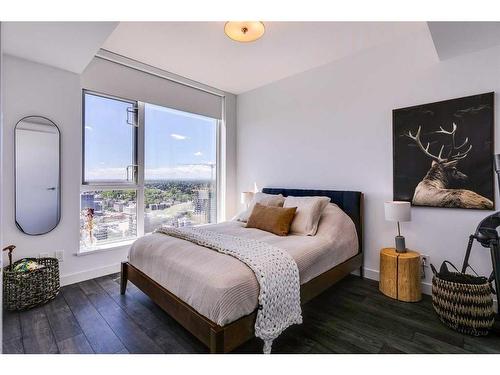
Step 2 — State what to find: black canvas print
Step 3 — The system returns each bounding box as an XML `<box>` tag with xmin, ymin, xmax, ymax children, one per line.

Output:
<box><xmin>393</xmin><ymin>92</ymin><xmax>494</xmax><ymax>210</ymax></box>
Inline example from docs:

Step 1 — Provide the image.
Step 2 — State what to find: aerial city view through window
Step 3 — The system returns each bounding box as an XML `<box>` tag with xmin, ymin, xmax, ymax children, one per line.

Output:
<box><xmin>80</xmin><ymin>96</ymin><xmax>217</xmax><ymax>251</ymax></box>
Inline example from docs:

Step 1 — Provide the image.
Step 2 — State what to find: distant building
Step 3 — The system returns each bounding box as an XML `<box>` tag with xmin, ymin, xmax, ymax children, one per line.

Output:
<box><xmin>128</xmin><ymin>214</ymin><xmax>137</xmax><ymax>237</ymax></box>
<box><xmin>144</xmin><ymin>213</ymin><xmax>152</xmax><ymax>233</ymax></box>
<box><xmin>113</xmin><ymin>201</ymin><xmax>125</xmax><ymax>212</ymax></box>
<box><xmin>81</xmin><ymin>192</ymin><xmax>95</xmax><ymax>210</ymax></box>
<box><xmin>123</xmin><ymin>203</ymin><xmax>136</xmax><ymax>215</ymax></box>
<box><xmin>94</xmin><ymin>226</ymin><xmax>108</xmax><ymax>241</ymax></box>
<box><xmin>94</xmin><ymin>200</ymin><xmax>103</xmax><ymax>214</ymax></box>
<box><xmin>194</xmin><ymin>187</ymin><xmax>216</xmax><ymax>223</ymax></box>
<box><xmin>178</xmin><ymin>217</ymin><xmax>190</xmax><ymax>227</ymax></box>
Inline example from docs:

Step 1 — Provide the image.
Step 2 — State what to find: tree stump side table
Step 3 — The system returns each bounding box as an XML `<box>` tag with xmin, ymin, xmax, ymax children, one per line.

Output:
<box><xmin>379</xmin><ymin>248</ymin><xmax>422</xmax><ymax>302</ymax></box>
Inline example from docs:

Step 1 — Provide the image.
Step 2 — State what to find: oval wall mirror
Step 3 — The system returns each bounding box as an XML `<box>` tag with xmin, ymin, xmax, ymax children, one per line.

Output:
<box><xmin>15</xmin><ymin>116</ymin><xmax>61</xmax><ymax>235</ymax></box>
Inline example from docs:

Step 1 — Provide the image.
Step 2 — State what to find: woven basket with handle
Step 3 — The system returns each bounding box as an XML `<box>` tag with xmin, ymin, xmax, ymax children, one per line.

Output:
<box><xmin>2</xmin><ymin>245</ymin><xmax>60</xmax><ymax>311</ymax></box>
<box><xmin>431</xmin><ymin>261</ymin><xmax>495</xmax><ymax>336</ymax></box>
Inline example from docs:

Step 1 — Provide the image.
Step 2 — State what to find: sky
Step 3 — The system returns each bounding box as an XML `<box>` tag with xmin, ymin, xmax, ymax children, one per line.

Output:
<box><xmin>84</xmin><ymin>93</ymin><xmax>217</xmax><ymax>181</ymax></box>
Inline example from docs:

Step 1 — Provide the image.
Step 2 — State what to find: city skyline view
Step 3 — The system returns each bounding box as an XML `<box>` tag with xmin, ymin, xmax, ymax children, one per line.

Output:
<box><xmin>80</xmin><ymin>179</ymin><xmax>216</xmax><ymax>251</ymax></box>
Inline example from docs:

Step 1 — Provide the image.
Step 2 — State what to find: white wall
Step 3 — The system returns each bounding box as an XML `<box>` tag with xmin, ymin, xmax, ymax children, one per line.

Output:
<box><xmin>1</xmin><ymin>55</ymin><xmax>128</xmax><ymax>284</ymax></box>
<box><xmin>224</xmin><ymin>93</ymin><xmax>238</xmax><ymax>218</ymax></box>
<box><xmin>1</xmin><ymin>55</ymin><xmax>237</xmax><ymax>285</ymax></box>
<box><xmin>236</xmin><ymin>27</ymin><xmax>500</xmax><ymax>292</ymax></box>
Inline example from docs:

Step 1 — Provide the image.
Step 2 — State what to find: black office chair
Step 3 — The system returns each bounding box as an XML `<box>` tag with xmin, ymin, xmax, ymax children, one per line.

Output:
<box><xmin>462</xmin><ymin>154</ymin><xmax>500</xmax><ymax>315</ymax></box>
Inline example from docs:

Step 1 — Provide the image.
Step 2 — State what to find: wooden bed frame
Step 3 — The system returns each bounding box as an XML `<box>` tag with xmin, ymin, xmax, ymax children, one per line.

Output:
<box><xmin>120</xmin><ymin>188</ymin><xmax>363</xmax><ymax>353</ymax></box>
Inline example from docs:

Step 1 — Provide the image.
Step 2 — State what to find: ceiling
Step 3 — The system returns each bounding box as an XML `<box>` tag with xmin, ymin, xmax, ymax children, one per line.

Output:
<box><xmin>102</xmin><ymin>22</ymin><xmax>427</xmax><ymax>94</ymax></box>
<box><xmin>428</xmin><ymin>22</ymin><xmax>500</xmax><ymax>60</ymax></box>
<box><xmin>3</xmin><ymin>22</ymin><xmax>118</xmax><ymax>73</ymax></box>
<box><xmin>4</xmin><ymin>22</ymin><xmax>500</xmax><ymax>94</ymax></box>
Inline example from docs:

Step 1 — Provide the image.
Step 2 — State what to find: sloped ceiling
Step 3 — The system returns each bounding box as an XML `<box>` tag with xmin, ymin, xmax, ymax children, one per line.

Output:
<box><xmin>3</xmin><ymin>22</ymin><xmax>118</xmax><ymax>73</ymax></box>
<box><xmin>428</xmin><ymin>22</ymin><xmax>500</xmax><ymax>60</ymax></box>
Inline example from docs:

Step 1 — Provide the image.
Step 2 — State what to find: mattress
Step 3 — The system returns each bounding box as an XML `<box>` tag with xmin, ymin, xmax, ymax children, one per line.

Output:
<box><xmin>128</xmin><ymin>204</ymin><xmax>358</xmax><ymax>326</ymax></box>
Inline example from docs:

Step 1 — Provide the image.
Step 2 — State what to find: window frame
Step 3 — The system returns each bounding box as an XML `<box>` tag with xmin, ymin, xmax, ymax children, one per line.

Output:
<box><xmin>81</xmin><ymin>89</ymin><xmax>139</xmax><ymax>187</ymax></box>
<box><xmin>80</xmin><ymin>90</ymin><xmax>221</xmax><ymax>253</ymax></box>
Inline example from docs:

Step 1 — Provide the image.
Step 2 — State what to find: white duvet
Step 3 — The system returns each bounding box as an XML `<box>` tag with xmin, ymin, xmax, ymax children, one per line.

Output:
<box><xmin>128</xmin><ymin>204</ymin><xmax>358</xmax><ymax>326</ymax></box>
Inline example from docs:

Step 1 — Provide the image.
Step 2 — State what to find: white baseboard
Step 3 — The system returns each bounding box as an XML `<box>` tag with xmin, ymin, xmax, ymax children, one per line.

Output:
<box><xmin>361</xmin><ymin>267</ymin><xmax>497</xmax><ymax>312</ymax></box>
<box><xmin>60</xmin><ymin>263</ymin><xmax>121</xmax><ymax>286</ymax></box>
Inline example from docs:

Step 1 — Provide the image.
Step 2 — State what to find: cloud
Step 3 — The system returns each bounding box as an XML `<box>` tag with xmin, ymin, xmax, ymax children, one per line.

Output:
<box><xmin>145</xmin><ymin>165</ymin><xmax>214</xmax><ymax>180</ymax></box>
<box><xmin>86</xmin><ymin>165</ymin><xmax>215</xmax><ymax>181</ymax></box>
<box><xmin>194</xmin><ymin>151</ymin><xmax>203</xmax><ymax>156</ymax></box>
<box><xmin>170</xmin><ymin>133</ymin><xmax>187</xmax><ymax>140</ymax></box>
<box><xmin>85</xmin><ymin>167</ymin><xmax>128</xmax><ymax>181</ymax></box>
<box><xmin>85</xmin><ymin>126</ymin><xmax>93</xmax><ymax>131</ymax></box>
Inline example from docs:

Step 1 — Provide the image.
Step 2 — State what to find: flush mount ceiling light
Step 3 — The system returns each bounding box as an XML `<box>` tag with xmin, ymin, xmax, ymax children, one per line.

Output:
<box><xmin>224</xmin><ymin>21</ymin><xmax>265</xmax><ymax>42</ymax></box>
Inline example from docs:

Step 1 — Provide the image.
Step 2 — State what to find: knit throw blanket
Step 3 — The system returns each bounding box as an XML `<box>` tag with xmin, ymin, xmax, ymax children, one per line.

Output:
<box><xmin>156</xmin><ymin>226</ymin><xmax>303</xmax><ymax>354</ymax></box>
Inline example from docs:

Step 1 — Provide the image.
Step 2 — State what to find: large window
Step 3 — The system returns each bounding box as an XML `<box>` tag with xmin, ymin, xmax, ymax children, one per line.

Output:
<box><xmin>80</xmin><ymin>91</ymin><xmax>218</xmax><ymax>252</ymax></box>
<box><xmin>144</xmin><ymin>104</ymin><xmax>217</xmax><ymax>233</ymax></box>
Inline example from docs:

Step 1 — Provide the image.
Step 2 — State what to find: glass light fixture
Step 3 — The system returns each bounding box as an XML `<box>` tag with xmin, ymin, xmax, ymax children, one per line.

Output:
<box><xmin>224</xmin><ymin>21</ymin><xmax>265</xmax><ymax>42</ymax></box>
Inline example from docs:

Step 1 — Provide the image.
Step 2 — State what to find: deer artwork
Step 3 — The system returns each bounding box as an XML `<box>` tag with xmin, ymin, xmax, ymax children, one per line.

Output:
<box><xmin>407</xmin><ymin>123</ymin><xmax>493</xmax><ymax>209</ymax></box>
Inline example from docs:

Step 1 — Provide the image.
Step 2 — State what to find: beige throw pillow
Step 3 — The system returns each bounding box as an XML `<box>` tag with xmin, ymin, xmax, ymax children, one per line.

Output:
<box><xmin>284</xmin><ymin>196</ymin><xmax>331</xmax><ymax>236</ymax></box>
<box><xmin>246</xmin><ymin>203</ymin><xmax>297</xmax><ymax>236</ymax></box>
<box><xmin>236</xmin><ymin>192</ymin><xmax>285</xmax><ymax>222</ymax></box>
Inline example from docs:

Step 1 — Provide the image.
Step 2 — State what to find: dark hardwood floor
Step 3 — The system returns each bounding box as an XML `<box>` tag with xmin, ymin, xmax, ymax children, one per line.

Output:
<box><xmin>3</xmin><ymin>274</ymin><xmax>500</xmax><ymax>354</ymax></box>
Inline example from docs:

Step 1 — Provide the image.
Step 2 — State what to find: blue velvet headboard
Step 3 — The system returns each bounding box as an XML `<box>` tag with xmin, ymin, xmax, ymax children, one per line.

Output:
<box><xmin>262</xmin><ymin>188</ymin><xmax>363</xmax><ymax>253</ymax></box>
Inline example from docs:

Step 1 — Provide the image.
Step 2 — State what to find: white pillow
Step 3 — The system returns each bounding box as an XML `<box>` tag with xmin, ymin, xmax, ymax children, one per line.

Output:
<box><xmin>235</xmin><ymin>192</ymin><xmax>285</xmax><ymax>222</ymax></box>
<box><xmin>284</xmin><ymin>196</ymin><xmax>331</xmax><ymax>236</ymax></box>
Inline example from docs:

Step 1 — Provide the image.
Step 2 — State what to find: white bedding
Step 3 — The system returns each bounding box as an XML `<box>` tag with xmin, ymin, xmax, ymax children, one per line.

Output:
<box><xmin>128</xmin><ymin>203</ymin><xmax>358</xmax><ymax>326</ymax></box>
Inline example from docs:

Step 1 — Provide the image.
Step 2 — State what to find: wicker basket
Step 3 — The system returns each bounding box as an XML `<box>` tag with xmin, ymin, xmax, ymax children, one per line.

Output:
<box><xmin>3</xmin><ymin>256</ymin><xmax>60</xmax><ymax>311</ymax></box>
<box><xmin>431</xmin><ymin>261</ymin><xmax>495</xmax><ymax>336</ymax></box>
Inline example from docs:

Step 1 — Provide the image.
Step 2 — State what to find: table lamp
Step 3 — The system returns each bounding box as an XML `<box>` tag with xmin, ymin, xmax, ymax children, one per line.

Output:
<box><xmin>384</xmin><ymin>201</ymin><xmax>411</xmax><ymax>253</ymax></box>
<box><xmin>241</xmin><ymin>192</ymin><xmax>255</xmax><ymax>209</ymax></box>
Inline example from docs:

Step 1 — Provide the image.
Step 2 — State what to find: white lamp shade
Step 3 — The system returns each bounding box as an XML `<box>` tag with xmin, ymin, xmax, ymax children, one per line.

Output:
<box><xmin>241</xmin><ymin>191</ymin><xmax>255</xmax><ymax>205</ymax></box>
<box><xmin>384</xmin><ymin>201</ymin><xmax>411</xmax><ymax>222</ymax></box>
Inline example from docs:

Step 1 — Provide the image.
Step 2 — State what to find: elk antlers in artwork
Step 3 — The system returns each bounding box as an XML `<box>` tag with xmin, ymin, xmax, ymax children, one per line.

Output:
<box><xmin>434</xmin><ymin>123</ymin><xmax>472</xmax><ymax>160</ymax></box>
<box><xmin>407</xmin><ymin>123</ymin><xmax>472</xmax><ymax>162</ymax></box>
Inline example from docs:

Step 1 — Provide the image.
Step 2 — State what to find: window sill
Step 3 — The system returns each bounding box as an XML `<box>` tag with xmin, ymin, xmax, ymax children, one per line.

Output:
<box><xmin>76</xmin><ymin>239</ymin><xmax>135</xmax><ymax>256</ymax></box>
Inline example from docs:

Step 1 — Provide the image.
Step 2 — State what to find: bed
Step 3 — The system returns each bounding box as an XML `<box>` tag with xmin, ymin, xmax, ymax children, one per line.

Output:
<box><xmin>120</xmin><ymin>188</ymin><xmax>363</xmax><ymax>353</ymax></box>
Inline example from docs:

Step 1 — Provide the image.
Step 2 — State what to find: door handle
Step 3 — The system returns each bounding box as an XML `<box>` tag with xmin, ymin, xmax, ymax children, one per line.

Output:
<box><xmin>46</xmin><ymin>187</ymin><xmax>56</xmax><ymax>191</ymax></box>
